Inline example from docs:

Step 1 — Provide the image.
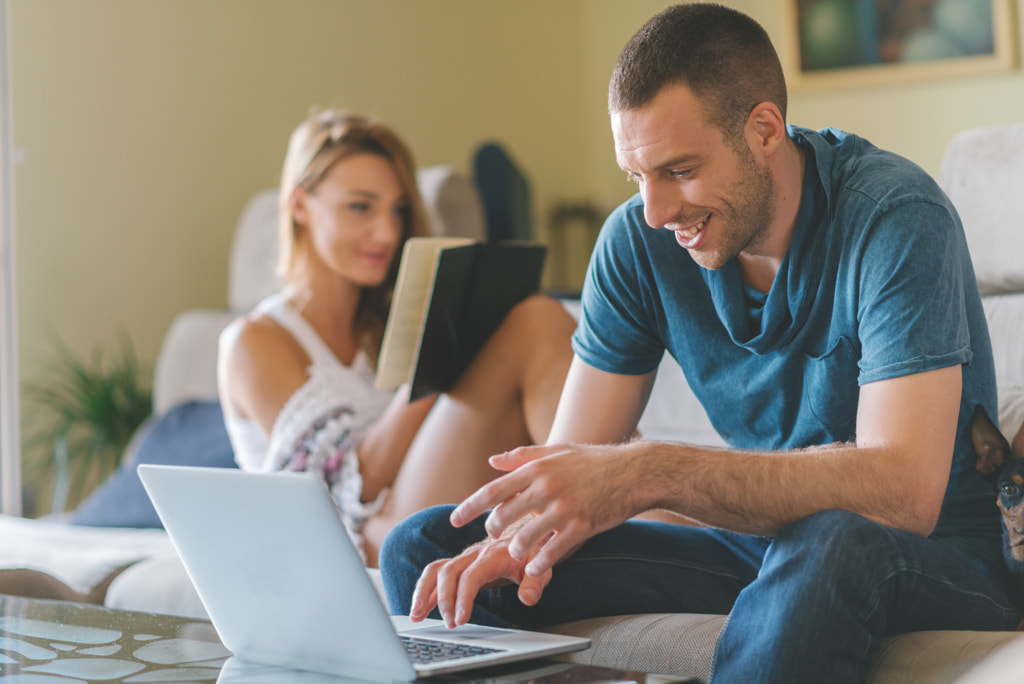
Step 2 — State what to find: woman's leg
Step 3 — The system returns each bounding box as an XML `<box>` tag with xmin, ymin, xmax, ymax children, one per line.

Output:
<box><xmin>362</xmin><ymin>295</ymin><xmax>576</xmax><ymax>565</ymax></box>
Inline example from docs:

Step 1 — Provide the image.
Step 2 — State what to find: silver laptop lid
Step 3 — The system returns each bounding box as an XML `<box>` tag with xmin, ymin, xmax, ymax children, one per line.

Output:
<box><xmin>138</xmin><ymin>464</ymin><xmax>416</xmax><ymax>682</ymax></box>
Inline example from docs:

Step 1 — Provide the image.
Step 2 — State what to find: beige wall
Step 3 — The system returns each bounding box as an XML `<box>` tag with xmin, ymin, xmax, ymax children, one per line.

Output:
<box><xmin>580</xmin><ymin>0</ymin><xmax>1024</xmax><ymax>203</ymax></box>
<box><xmin>10</xmin><ymin>1</ymin><xmax>1024</xmax><ymax>429</ymax></box>
<box><xmin>750</xmin><ymin>0</ymin><xmax>1024</xmax><ymax>179</ymax></box>
<box><xmin>10</xmin><ymin>0</ymin><xmax>588</xmax><ymax>403</ymax></box>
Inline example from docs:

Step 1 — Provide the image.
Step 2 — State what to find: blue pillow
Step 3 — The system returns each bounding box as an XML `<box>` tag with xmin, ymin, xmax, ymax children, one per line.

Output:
<box><xmin>71</xmin><ymin>400</ymin><xmax>237</xmax><ymax>528</ymax></box>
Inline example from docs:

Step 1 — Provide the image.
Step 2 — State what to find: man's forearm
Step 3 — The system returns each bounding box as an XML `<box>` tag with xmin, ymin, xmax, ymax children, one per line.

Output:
<box><xmin>626</xmin><ymin>439</ymin><xmax>942</xmax><ymax>537</ymax></box>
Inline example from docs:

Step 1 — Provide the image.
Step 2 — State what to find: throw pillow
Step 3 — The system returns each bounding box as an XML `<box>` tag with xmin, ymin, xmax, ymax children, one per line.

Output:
<box><xmin>71</xmin><ymin>400</ymin><xmax>236</xmax><ymax>528</ymax></box>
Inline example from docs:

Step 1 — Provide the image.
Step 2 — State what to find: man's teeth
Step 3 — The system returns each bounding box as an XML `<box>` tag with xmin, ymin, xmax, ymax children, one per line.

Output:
<box><xmin>679</xmin><ymin>219</ymin><xmax>706</xmax><ymax>239</ymax></box>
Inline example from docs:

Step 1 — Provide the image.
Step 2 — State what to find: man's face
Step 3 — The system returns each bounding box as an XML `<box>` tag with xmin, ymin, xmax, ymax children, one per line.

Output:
<box><xmin>612</xmin><ymin>83</ymin><xmax>777</xmax><ymax>271</ymax></box>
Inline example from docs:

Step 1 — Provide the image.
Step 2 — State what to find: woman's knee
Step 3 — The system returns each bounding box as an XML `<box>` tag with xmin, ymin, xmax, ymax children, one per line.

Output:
<box><xmin>503</xmin><ymin>295</ymin><xmax>576</xmax><ymax>342</ymax></box>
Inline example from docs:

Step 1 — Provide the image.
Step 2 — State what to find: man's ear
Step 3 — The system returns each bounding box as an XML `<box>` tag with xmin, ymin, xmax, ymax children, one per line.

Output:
<box><xmin>972</xmin><ymin>404</ymin><xmax>1012</xmax><ymax>478</ymax></box>
<box><xmin>746</xmin><ymin>102</ymin><xmax>787</xmax><ymax>158</ymax></box>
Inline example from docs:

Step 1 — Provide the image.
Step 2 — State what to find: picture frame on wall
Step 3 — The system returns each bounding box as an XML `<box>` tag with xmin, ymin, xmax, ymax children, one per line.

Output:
<box><xmin>780</xmin><ymin>0</ymin><xmax>1019</xmax><ymax>89</ymax></box>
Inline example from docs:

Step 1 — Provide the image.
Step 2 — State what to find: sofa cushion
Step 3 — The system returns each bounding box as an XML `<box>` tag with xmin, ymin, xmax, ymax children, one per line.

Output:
<box><xmin>547</xmin><ymin>613</ymin><xmax>721</xmax><ymax>680</ymax></box>
<box><xmin>104</xmin><ymin>554</ymin><xmax>209</xmax><ymax>619</ymax></box>
<box><xmin>71</xmin><ymin>400</ymin><xmax>236</xmax><ymax>528</ymax></box>
<box><xmin>545</xmin><ymin>613</ymin><xmax>1024</xmax><ymax>683</ymax></box>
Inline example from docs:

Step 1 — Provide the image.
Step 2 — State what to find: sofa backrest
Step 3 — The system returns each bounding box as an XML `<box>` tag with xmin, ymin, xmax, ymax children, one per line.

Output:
<box><xmin>939</xmin><ymin>123</ymin><xmax>1024</xmax><ymax>295</ymax></box>
<box><xmin>939</xmin><ymin>123</ymin><xmax>1024</xmax><ymax>439</ymax></box>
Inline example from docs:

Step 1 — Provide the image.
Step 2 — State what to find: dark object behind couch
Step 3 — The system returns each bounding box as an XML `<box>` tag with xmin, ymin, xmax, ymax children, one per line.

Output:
<box><xmin>71</xmin><ymin>400</ymin><xmax>236</xmax><ymax>528</ymax></box>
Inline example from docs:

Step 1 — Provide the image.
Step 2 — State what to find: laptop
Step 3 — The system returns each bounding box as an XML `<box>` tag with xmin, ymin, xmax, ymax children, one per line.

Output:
<box><xmin>137</xmin><ymin>464</ymin><xmax>590</xmax><ymax>681</ymax></box>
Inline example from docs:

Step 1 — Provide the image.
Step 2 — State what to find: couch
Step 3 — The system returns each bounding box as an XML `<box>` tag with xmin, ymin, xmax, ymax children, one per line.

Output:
<box><xmin>4</xmin><ymin>125</ymin><xmax>1024</xmax><ymax>683</ymax></box>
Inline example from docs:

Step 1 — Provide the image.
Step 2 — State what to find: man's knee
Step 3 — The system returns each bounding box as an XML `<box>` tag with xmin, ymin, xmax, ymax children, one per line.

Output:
<box><xmin>769</xmin><ymin>509</ymin><xmax>905</xmax><ymax>582</ymax></box>
<box><xmin>778</xmin><ymin>508</ymin><xmax>883</xmax><ymax>547</ymax></box>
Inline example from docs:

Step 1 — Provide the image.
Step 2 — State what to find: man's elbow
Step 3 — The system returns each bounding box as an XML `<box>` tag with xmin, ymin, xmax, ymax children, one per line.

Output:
<box><xmin>895</xmin><ymin>488</ymin><xmax>945</xmax><ymax>537</ymax></box>
<box><xmin>905</xmin><ymin>505</ymin><xmax>941</xmax><ymax>537</ymax></box>
<box><xmin>882</xmin><ymin>445</ymin><xmax>951</xmax><ymax>537</ymax></box>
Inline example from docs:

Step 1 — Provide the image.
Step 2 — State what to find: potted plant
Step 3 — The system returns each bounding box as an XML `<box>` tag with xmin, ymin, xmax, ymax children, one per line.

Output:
<box><xmin>21</xmin><ymin>332</ymin><xmax>152</xmax><ymax>516</ymax></box>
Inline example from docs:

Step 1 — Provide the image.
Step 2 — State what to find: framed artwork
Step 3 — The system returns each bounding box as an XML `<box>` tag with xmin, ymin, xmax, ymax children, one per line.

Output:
<box><xmin>781</xmin><ymin>0</ymin><xmax>1019</xmax><ymax>88</ymax></box>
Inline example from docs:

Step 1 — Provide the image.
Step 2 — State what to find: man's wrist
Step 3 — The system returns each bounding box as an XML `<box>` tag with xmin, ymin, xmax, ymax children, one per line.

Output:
<box><xmin>623</xmin><ymin>439</ymin><xmax>691</xmax><ymax>515</ymax></box>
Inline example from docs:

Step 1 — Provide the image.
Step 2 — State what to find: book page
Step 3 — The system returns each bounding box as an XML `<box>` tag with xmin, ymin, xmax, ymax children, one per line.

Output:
<box><xmin>375</xmin><ymin>237</ymin><xmax>473</xmax><ymax>390</ymax></box>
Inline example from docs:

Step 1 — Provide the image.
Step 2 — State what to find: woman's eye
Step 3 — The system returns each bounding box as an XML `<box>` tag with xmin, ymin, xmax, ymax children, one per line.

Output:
<box><xmin>348</xmin><ymin>202</ymin><xmax>371</xmax><ymax>214</ymax></box>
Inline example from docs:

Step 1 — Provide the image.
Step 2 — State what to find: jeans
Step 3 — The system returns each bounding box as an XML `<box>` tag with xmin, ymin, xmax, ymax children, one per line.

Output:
<box><xmin>381</xmin><ymin>506</ymin><xmax>1019</xmax><ymax>684</ymax></box>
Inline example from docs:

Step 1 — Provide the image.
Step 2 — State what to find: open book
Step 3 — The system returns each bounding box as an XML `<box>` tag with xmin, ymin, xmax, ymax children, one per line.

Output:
<box><xmin>375</xmin><ymin>237</ymin><xmax>547</xmax><ymax>401</ymax></box>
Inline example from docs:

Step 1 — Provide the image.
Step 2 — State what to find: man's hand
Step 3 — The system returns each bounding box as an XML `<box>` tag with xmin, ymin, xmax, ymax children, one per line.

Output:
<box><xmin>410</xmin><ymin>442</ymin><xmax>646</xmax><ymax>627</ymax></box>
<box><xmin>465</xmin><ymin>444</ymin><xmax>642</xmax><ymax>568</ymax></box>
<box><xmin>408</xmin><ymin>520</ymin><xmax>551</xmax><ymax>628</ymax></box>
<box><xmin>407</xmin><ymin>359</ymin><xmax>655</xmax><ymax>629</ymax></box>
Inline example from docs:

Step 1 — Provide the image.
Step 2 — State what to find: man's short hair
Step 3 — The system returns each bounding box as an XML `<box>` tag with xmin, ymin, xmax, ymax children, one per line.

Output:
<box><xmin>609</xmin><ymin>3</ymin><xmax>787</xmax><ymax>139</ymax></box>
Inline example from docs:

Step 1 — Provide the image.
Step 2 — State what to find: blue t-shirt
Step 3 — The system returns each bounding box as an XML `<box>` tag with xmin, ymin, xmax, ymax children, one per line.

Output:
<box><xmin>574</xmin><ymin>126</ymin><xmax>999</xmax><ymax>546</ymax></box>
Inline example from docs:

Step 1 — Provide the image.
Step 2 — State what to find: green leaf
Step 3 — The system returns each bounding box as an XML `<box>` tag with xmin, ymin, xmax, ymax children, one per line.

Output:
<box><xmin>21</xmin><ymin>330</ymin><xmax>153</xmax><ymax>513</ymax></box>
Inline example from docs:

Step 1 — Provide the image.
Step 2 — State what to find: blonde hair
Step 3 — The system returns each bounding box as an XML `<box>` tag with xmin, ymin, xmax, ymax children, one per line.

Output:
<box><xmin>277</xmin><ymin>109</ymin><xmax>431</xmax><ymax>364</ymax></box>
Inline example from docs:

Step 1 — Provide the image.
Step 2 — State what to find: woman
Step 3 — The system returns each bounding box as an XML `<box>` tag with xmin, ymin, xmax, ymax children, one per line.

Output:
<box><xmin>217</xmin><ymin>109</ymin><xmax>576</xmax><ymax>566</ymax></box>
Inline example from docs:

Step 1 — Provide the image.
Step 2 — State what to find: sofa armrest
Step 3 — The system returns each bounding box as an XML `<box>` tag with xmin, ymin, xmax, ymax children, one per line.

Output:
<box><xmin>152</xmin><ymin>310</ymin><xmax>235</xmax><ymax>416</ymax></box>
<box><xmin>0</xmin><ymin>514</ymin><xmax>173</xmax><ymax>594</ymax></box>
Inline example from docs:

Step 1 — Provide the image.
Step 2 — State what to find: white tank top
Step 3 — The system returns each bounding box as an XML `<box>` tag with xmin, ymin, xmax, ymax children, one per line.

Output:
<box><xmin>223</xmin><ymin>293</ymin><xmax>395</xmax><ymax>471</ymax></box>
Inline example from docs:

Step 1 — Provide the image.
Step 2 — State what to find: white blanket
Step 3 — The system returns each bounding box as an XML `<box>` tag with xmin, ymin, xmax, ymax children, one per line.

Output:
<box><xmin>0</xmin><ymin>514</ymin><xmax>174</xmax><ymax>594</ymax></box>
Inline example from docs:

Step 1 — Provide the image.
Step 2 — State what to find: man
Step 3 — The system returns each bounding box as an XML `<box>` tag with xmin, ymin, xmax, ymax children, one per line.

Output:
<box><xmin>381</xmin><ymin>4</ymin><xmax>1018</xmax><ymax>682</ymax></box>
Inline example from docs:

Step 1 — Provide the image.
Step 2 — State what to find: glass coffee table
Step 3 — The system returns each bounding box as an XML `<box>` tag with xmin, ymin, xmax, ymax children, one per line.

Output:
<box><xmin>0</xmin><ymin>595</ymin><xmax>697</xmax><ymax>683</ymax></box>
<box><xmin>0</xmin><ymin>593</ymin><xmax>229</xmax><ymax>682</ymax></box>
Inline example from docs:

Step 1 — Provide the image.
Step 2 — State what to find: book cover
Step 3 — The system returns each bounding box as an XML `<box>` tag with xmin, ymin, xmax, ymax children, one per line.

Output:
<box><xmin>376</xmin><ymin>237</ymin><xmax>546</xmax><ymax>401</ymax></box>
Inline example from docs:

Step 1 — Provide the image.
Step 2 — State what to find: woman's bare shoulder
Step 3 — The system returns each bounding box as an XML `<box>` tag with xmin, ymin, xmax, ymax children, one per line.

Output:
<box><xmin>221</xmin><ymin>312</ymin><xmax>309</xmax><ymax>389</ymax></box>
<box><xmin>219</xmin><ymin>310</ymin><xmax>311</xmax><ymax>426</ymax></box>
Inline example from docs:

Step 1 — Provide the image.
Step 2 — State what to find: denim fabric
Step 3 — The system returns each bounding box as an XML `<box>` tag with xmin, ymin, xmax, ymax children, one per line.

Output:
<box><xmin>381</xmin><ymin>506</ymin><xmax>1018</xmax><ymax>684</ymax></box>
<box><xmin>573</xmin><ymin>126</ymin><xmax>1000</xmax><ymax>544</ymax></box>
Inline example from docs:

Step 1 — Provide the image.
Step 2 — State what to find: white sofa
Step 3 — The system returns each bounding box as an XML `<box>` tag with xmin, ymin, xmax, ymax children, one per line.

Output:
<box><xmin>4</xmin><ymin>125</ymin><xmax>1024</xmax><ymax>683</ymax></box>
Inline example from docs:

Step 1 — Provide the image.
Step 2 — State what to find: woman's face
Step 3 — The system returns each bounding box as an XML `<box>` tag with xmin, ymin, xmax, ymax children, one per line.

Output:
<box><xmin>294</xmin><ymin>152</ymin><xmax>407</xmax><ymax>289</ymax></box>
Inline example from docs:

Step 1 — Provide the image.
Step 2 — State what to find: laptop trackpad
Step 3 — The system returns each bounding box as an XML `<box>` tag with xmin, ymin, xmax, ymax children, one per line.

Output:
<box><xmin>407</xmin><ymin>624</ymin><xmax>514</xmax><ymax>640</ymax></box>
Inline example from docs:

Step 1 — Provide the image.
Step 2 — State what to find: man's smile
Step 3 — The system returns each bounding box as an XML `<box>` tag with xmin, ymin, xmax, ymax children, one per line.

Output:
<box><xmin>669</xmin><ymin>214</ymin><xmax>710</xmax><ymax>248</ymax></box>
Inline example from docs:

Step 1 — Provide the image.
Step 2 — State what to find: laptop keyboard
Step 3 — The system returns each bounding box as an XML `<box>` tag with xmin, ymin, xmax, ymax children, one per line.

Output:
<box><xmin>401</xmin><ymin>634</ymin><xmax>504</xmax><ymax>664</ymax></box>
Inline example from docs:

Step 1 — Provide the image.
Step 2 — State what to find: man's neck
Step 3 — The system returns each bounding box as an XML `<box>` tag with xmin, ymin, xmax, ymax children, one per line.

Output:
<box><xmin>737</xmin><ymin>140</ymin><xmax>807</xmax><ymax>294</ymax></box>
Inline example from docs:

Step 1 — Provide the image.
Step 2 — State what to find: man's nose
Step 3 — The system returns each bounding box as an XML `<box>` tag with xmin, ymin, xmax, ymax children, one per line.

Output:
<box><xmin>641</xmin><ymin>181</ymin><xmax>681</xmax><ymax>230</ymax></box>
